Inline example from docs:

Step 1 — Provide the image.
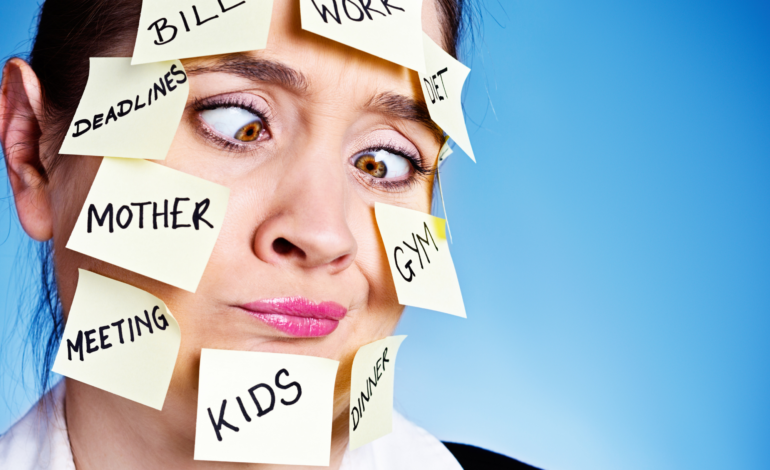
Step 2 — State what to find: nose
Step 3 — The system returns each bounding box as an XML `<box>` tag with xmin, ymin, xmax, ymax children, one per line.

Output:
<box><xmin>253</xmin><ymin>149</ymin><xmax>357</xmax><ymax>274</ymax></box>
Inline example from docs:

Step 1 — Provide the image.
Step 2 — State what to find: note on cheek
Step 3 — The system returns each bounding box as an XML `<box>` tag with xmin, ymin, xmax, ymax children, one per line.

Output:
<box><xmin>349</xmin><ymin>335</ymin><xmax>406</xmax><ymax>450</ymax></box>
<box><xmin>66</xmin><ymin>157</ymin><xmax>230</xmax><ymax>292</ymax></box>
<box><xmin>419</xmin><ymin>33</ymin><xmax>475</xmax><ymax>162</ymax></box>
<box><xmin>132</xmin><ymin>0</ymin><xmax>274</xmax><ymax>65</ymax></box>
<box><xmin>59</xmin><ymin>58</ymin><xmax>188</xmax><ymax>161</ymax></box>
<box><xmin>300</xmin><ymin>0</ymin><xmax>424</xmax><ymax>72</ymax></box>
<box><xmin>194</xmin><ymin>349</ymin><xmax>339</xmax><ymax>465</ymax></box>
<box><xmin>52</xmin><ymin>269</ymin><xmax>181</xmax><ymax>410</ymax></box>
<box><xmin>375</xmin><ymin>202</ymin><xmax>466</xmax><ymax>317</ymax></box>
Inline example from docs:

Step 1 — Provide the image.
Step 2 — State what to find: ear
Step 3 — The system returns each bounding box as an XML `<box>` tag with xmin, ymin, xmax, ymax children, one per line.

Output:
<box><xmin>0</xmin><ymin>58</ymin><xmax>54</xmax><ymax>241</ymax></box>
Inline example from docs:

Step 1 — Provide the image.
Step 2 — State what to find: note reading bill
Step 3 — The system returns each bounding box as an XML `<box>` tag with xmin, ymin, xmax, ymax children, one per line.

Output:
<box><xmin>374</xmin><ymin>202</ymin><xmax>466</xmax><ymax>317</ymax></box>
<box><xmin>300</xmin><ymin>0</ymin><xmax>424</xmax><ymax>72</ymax></box>
<box><xmin>194</xmin><ymin>349</ymin><xmax>339</xmax><ymax>465</ymax></box>
<box><xmin>52</xmin><ymin>269</ymin><xmax>181</xmax><ymax>410</ymax></box>
<box><xmin>66</xmin><ymin>157</ymin><xmax>230</xmax><ymax>292</ymax></box>
<box><xmin>349</xmin><ymin>335</ymin><xmax>406</xmax><ymax>450</ymax></box>
<box><xmin>419</xmin><ymin>33</ymin><xmax>475</xmax><ymax>162</ymax></box>
<box><xmin>132</xmin><ymin>0</ymin><xmax>274</xmax><ymax>64</ymax></box>
<box><xmin>59</xmin><ymin>58</ymin><xmax>188</xmax><ymax>160</ymax></box>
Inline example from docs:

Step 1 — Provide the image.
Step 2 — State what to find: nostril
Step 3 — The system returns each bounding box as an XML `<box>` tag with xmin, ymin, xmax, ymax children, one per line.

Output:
<box><xmin>273</xmin><ymin>237</ymin><xmax>303</xmax><ymax>257</ymax></box>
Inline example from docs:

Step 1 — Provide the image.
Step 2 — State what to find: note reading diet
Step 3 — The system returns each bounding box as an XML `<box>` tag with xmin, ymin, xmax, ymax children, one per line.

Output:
<box><xmin>299</xmin><ymin>0</ymin><xmax>424</xmax><ymax>72</ymax></box>
<box><xmin>132</xmin><ymin>0</ymin><xmax>274</xmax><ymax>65</ymax></box>
<box><xmin>374</xmin><ymin>202</ymin><xmax>466</xmax><ymax>317</ymax></box>
<box><xmin>349</xmin><ymin>336</ymin><xmax>406</xmax><ymax>449</ymax></box>
<box><xmin>419</xmin><ymin>33</ymin><xmax>475</xmax><ymax>162</ymax></box>
<box><xmin>194</xmin><ymin>349</ymin><xmax>339</xmax><ymax>465</ymax></box>
<box><xmin>59</xmin><ymin>58</ymin><xmax>188</xmax><ymax>160</ymax></box>
<box><xmin>66</xmin><ymin>157</ymin><xmax>230</xmax><ymax>292</ymax></box>
<box><xmin>52</xmin><ymin>269</ymin><xmax>181</xmax><ymax>410</ymax></box>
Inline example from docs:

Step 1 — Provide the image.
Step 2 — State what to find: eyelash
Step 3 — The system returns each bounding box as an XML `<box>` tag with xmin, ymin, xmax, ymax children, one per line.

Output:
<box><xmin>192</xmin><ymin>96</ymin><xmax>272</xmax><ymax>152</ymax></box>
<box><xmin>192</xmin><ymin>96</ymin><xmax>432</xmax><ymax>192</ymax></box>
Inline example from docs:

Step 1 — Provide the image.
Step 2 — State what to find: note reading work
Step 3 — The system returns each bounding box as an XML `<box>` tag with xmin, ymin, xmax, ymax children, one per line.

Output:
<box><xmin>300</xmin><ymin>0</ymin><xmax>424</xmax><ymax>71</ymax></box>
<box><xmin>374</xmin><ymin>202</ymin><xmax>466</xmax><ymax>317</ymax></box>
<box><xmin>52</xmin><ymin>269</ymin><xmax>181</xmax><ymax>410</ymax></box>
<box><xmin>194</xmin><ymin>349</ymin><xmax>339</xmax><ymax>465</ymax></box>
<box><xmin>132</xmin><ymin>0</ymin><xmax>274</xmax><ymax>64</ymax></box>
<box><xmin>59</xmin><ymin>58</ymin><xmax>188</xmax><ymax>160</ymax></box>
<box><xmin>66</xmin><ymin>157</ymin><xmax>230</xmax><ymax>292</ymax></box>
<box><xmin>349</xmin><ymin>336</ymin><xmax>406</xmax><ymax>449</ymax></box>
<box><xmin>419</xmin><ymin>33</ymin><xmax>475</xmax><ymax>162</ymax></box>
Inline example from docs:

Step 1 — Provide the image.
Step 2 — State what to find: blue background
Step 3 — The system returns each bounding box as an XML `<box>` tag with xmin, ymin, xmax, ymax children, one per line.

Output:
<box><xmin>2</xmin><ymin>1</ymin><xmax>769</xmax><ymax>469</ymax></box>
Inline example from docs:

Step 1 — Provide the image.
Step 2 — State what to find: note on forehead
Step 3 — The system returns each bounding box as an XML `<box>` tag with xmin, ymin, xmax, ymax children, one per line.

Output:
<box><xmin>374</xmin><ymin>202</ymin><xmax>465</xmax><ymax>317</ymax></box>
<box><xmin>419</xmin><ymin>33</ymin><xmax>475</xmax><ymax>162</ymax></box>
<box><xmin>66</xmin><ymin>157</ymin><xmax>230</xmax><ymax>292</ymax></box>
<box><xmin>349</xmin><ymin>335</ymin><xmax>406</xmax><ymax>450</ymax></box>
<box><xmin>299</xmin><ymin>0</ymin><xmax>424</xmax><ymax>71</ymax></box>
<box><xmin>58</xmin><ymin>58</ymin><xmax>188</xmax><ymax>160</ymax></box>
<box><xmin>194</xmin><ymin>349</ymin><xmax>339</xmax><ymax>465</ymax></box>
<box><xmin>132</xmin><ymin>0</ymin><xmax>274</xmax><ymax>65</ymax></box>
<box><xmin>52</xmin><ymin>269</ymin><xmax>181</xmax><ymax>410</ymax></box>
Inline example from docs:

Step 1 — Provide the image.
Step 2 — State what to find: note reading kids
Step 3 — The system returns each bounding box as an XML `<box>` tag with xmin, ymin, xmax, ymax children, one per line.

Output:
<box><xmin>349</xmin><ymin>336</ymin><xmax>407</xmax><ymax>450</ymax></box>
<box><xmin>194</xmin><ymin>349</ymin><xmax>339</xmax><ymax>465</ymax></box>
<box><xmin>66</xmin><ymin>157</ymin><xmax>230</xmax><ymax>292</ymax></box>
<box><xmin>52</xmin><ymin>269</ymin><xmax>181</xmax><ymax>410</ymax></box>
<box><xmin>419</xmin><ymin>33</ymin><xmax>475</xmax><ymax>162</ymax></box>
<box><xmin>59</xmin><ymin>58</ymin><xmax>188</xmax><ymax>160</ymax></box>
<box><xmin>299</xmin><ymin>0</ymin><xmax>425</xmax><ymax>72</ymax></box>
<box><xmin>374</xmin><ymin>202</ymin><xmax>466</xmax><ymax>317</ymax></box>
<box><xmin>132</xmin><ymin>0</ymin><xmax>274</xmax><ymax>64</ymax></box>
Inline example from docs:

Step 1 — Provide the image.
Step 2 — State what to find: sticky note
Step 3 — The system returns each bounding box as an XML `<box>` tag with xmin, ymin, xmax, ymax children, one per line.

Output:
<box><xmin>374</xmin><ymin>202</ymin><xmax>465</xmax><ymax>317</ymax></box>
<box><xmin>438</xmin><ymin>138</ymin><xmax>453</xmax><ymax>165</ymax></box>
<box><xmin>59</xmin><ymin>58</ymin><xmax>188</xmax><ymax>160</ymax></box>
<box><xmin>52</xmin><ymin>269</ymin><xmax>181</xmax><ymax>410</ymax></box>
<box><xmin>419</xmin><ymin>33</ymin><xmax>475</xmax><ymax>162</ymax></box>
<box><xmin>349</xmin><ymin>335</ymin><xmax>406</xmax><ymax>450</ymax></box>
<box><xmin>132</xmin><ymin>0</ymin><xmax>274</xmax><ymax>65</ymax></box>
<box><xmin>66</xmin><ymin>157</ymin><xmax>230</xmax><ymax>292</ymax></box>
<box><xmin>300</xmin><ymin>0</ymin><xmax>424</xmax><ymax>72</ymax></box>
<box><xmin>194</xmin><ymin>349</ymin><xmax>339</xmax><ymax>465</ymax></box>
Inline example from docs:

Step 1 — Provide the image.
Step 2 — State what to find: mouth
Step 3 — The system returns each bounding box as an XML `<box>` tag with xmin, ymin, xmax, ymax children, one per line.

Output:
<box><xmin>238</xmin><ymin>296</ymin><xmax>348</xmax><ymax>337</ymax></box>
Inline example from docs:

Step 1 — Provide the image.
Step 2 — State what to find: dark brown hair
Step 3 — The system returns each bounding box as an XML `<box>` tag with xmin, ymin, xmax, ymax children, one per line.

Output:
<box><xmin>22</xmin><ymin>0</ymin><xmax>473</xmax><ymax>394</ymax></box>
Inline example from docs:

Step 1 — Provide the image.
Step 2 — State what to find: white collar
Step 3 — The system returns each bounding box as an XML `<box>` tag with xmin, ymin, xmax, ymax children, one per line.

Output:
<box><xmin>1</xmin><ymin>382</ymin><xmax>461</xmax><ymax>470</ymax></box>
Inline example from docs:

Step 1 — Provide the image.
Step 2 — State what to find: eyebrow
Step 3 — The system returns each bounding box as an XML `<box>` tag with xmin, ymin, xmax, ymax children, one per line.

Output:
<box><xmin>185</xmin><ymin>54</ymin><xmax>309</xmax><ymax>92</ymax></box>
<box><xmin>186</xmin><ymin>54</ymin><xmax>443</xmax><ymax>144</ymax></box>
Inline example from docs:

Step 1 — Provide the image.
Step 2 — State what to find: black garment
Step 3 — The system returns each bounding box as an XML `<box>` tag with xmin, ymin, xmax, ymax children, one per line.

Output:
<box><xmin>443</xmin><ymin>442</ymin><xmax>543</xmax><ymax>470</ymax></box>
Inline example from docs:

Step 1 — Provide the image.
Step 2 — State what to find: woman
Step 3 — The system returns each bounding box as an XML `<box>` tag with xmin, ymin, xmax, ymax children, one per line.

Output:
<box><xmin>0</xmin><ymin>0</ymin><xmax>538</xmax><ymax>468</ymax></box>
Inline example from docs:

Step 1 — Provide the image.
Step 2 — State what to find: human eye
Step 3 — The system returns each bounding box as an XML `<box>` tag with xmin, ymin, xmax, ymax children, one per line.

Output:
<box><xmin>350</xmin><ymin>143</ymin><xmax>431</xmax><ymax>191</ymax></box>
<box><xmin>193</xmin><ymin>95</ymin><xmax>272</xmax><ymax>151</ymax></box>
<box><xmin>200</xmin><ymin>106</ymin><xmax>266</xmax><ymax>142</ymax></box>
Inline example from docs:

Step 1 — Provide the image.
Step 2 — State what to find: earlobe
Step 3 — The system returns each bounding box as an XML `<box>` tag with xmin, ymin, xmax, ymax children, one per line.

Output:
<box><xmin>0</xmin><ymin>58</ymin><xmax>54</xmax><ymax>241</ymax></box>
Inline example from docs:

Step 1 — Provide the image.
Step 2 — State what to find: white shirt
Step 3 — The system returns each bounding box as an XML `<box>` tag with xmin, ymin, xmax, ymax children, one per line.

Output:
<box><xmin>0</xmin><ymin>382</ymin><xmax>462</xmax><ymax>470</ymax></box>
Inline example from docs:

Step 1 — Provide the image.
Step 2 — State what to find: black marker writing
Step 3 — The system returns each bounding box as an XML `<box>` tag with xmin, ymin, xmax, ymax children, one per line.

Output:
<box><xmin>70</xmin><ymin>64</ymin><xmax>187</xmax><ymax>138</ymax></box>
<box><xmin>311</xmin><ymin>0</ymin><xmax>403</xmax><ymax>25</ymax></box>
<box><xmin>86</xmin><ymin>198</ymin><xmax>214</xmax><ymax>233</ymax></box>
<box><xmin>350</xmin><ymin>346</ymin><xmax>390</xmax><ymax>431</ymax></box>
<box><xmin>147</xmin><ymin>0</ymin><xmax>247</xmax><ymax>47</ymax></box>
<box><xmin>392</xmin><ymin>222</ymin><xmax>439</xmax><ymax>282</ymax></box>
<box><xmin>64</xmin><ymin>306</ymin><xmax>169</xmax><ymax>362</ymax></box>
<box><xmin>423</xmin><ymin>67</ymin><xmax>449</xmax><ymax>104</ymax></box>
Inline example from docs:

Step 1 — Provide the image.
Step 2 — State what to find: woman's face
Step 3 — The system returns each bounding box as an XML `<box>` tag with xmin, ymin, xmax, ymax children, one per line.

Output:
<box><xmin>44</xmin><ymin>0</ymin><xmax>445</xmax><ymax>431</ymax></box>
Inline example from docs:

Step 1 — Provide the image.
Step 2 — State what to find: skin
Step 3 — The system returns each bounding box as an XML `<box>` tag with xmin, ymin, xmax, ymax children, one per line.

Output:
<box><xmin>0</xmin><ymin>1</ymin><xmax>446</xmax><ymax>469</ymax></box>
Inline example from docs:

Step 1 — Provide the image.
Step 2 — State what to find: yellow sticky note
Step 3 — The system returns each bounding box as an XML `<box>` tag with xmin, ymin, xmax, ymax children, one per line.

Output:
<box><xmin>132</xmin><ymin>0</ymin><xmax>274</xmax><ymax>64</ymax></box>
<box><xmin>419</xmin><ymin>33</ymin><xmax>475</xmax><ymax>162</ymax></box>
<box><xmin>300</xmin><ymin>0</ymin><xmax>424</xmax><ymax>71</ymax></box>
<box><xmin>59</xmin><ymin>58</ymin><xmax>188</xmax><ymax>160</ymax></box>
<box><xmin>66</xmin><ymin>158</ymin><xmax>230</xmax><ymax>292</ymax></box>
<box><xmin>349</xmin><ymin>335</ymin><xmax>406</xmax><ymax>450</ymax></box>
<box><xmin>194</xmin><ymin>349</ymin><xmax>339</xmax><ymax>465</ymax></box>
<box><xmin>52</xmin><ymin>269</ymin><xmax>181</xmax><ymax>410</ymax></box>
<box><xmin>374</xmin><ymin>202</ymin><xmax>466</xmax><ymax>317</ymax></box>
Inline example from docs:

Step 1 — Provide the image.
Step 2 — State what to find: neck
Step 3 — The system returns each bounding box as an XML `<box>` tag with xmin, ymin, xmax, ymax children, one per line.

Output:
<box><xmin>65</xmin><ymin>379</ymin><xmax>349</xmax><ymax>470</ymax></box>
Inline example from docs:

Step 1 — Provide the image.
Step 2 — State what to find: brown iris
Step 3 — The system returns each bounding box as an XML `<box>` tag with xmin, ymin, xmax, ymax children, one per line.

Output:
<box><xmin>234</xmin><ymin>120</ymin><xmax>263</xmax><ymax>142</ymax></box>
<box><xmin>355</xmin><ymin>154</ymin><xmax>387</xmax><ymax>178</ymax></box>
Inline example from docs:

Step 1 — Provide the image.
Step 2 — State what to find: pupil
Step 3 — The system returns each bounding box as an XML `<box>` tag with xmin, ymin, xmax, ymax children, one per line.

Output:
<box><xmin>366</xmin><ymin>162</ymin><xmax>375</xmax><ymax>171</ymax></box>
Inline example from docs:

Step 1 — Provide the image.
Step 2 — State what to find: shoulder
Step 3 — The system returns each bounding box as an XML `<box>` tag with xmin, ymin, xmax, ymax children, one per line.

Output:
<box><xmin>0</xmin><ymin>382</ymin><xmax>75</xmax><ymax>470</ymax></box>
<box><xmin>443</xmin><ymin>442</ymin><xmax>543</xmax><ymax>470</ymax></box>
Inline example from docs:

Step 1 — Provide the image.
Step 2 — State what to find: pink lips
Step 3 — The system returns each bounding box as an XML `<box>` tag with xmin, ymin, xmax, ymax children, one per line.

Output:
<box><xmin>239</xmin><ymin>297</ymin><xmax>347</xmax><ymax>337</ymax></box>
